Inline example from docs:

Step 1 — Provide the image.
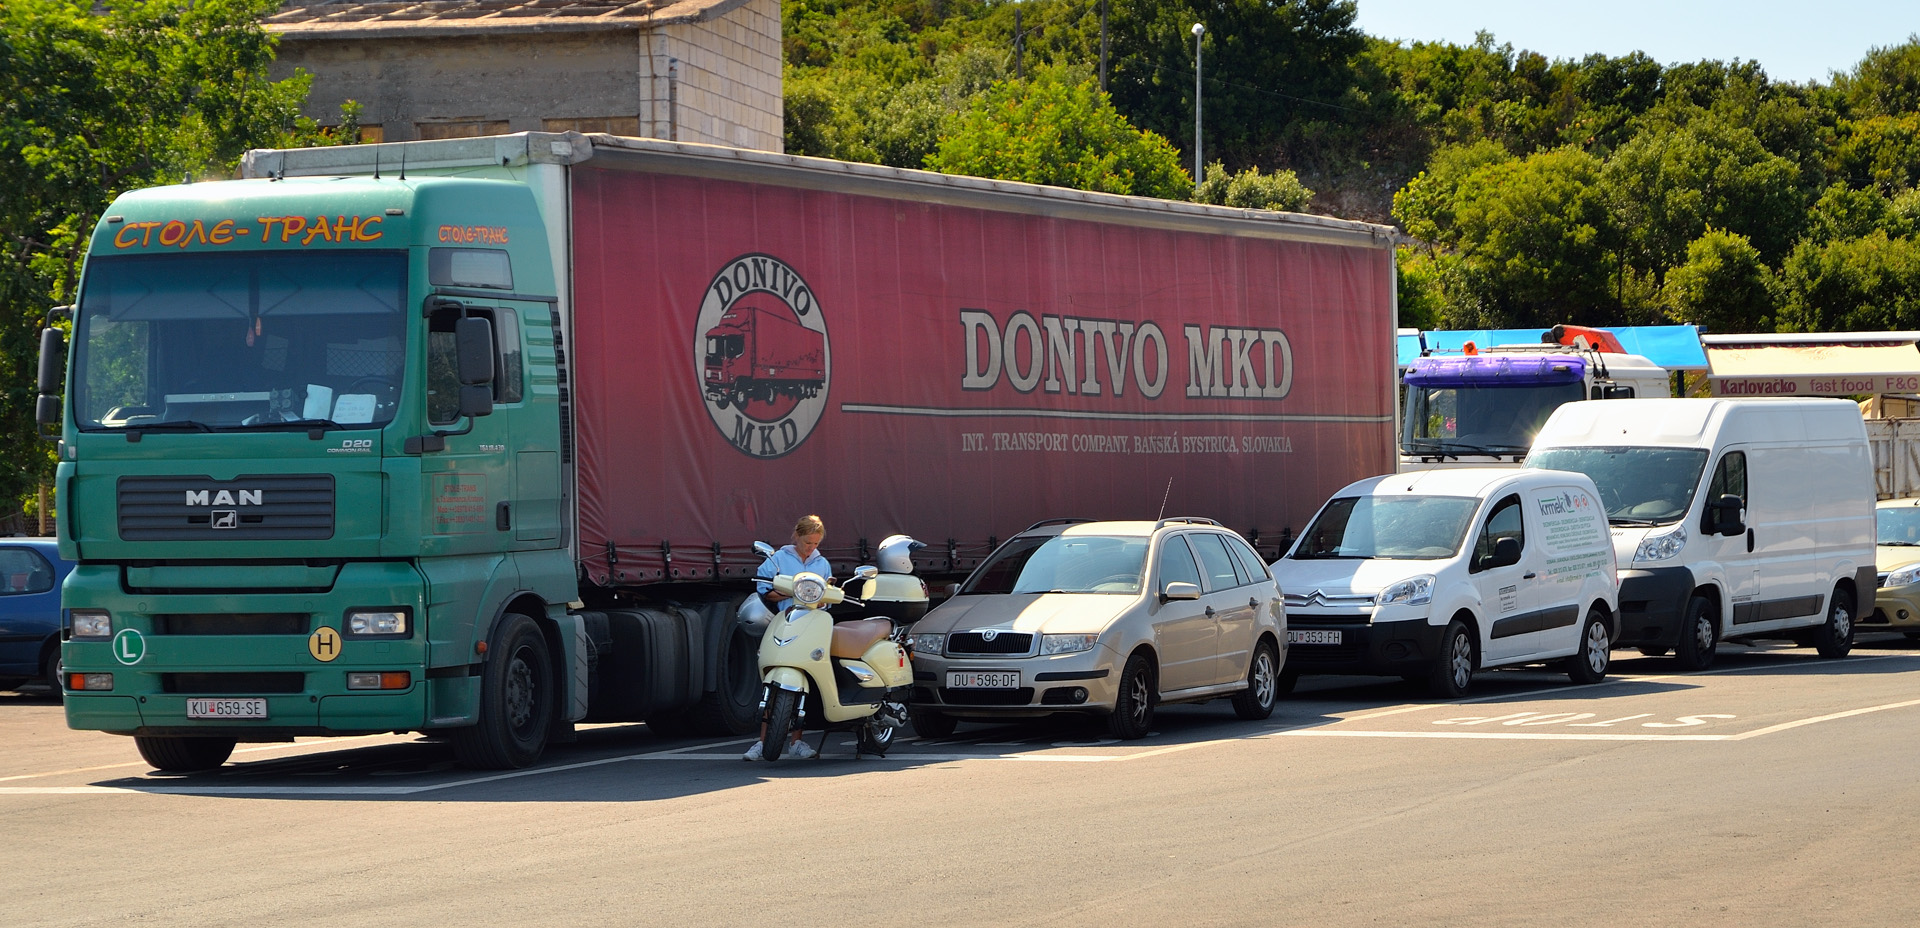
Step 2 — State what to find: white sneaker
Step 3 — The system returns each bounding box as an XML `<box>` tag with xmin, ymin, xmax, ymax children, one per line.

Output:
<box><xmin>788</xmin><ymin>739</ymin><xmax>817</xmax><ymax>760</ymax></box>
<box><xmin>741</xmin><ymin>741</ymin><xmax>764</xmax><ymax>761</ymax></box>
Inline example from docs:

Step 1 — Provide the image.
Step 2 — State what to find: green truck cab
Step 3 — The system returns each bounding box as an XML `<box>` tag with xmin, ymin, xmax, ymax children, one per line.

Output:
<box><xmin>53</xmin><ymin>176</ymin><xmax>576</xmax><ymax>771</ymax></box>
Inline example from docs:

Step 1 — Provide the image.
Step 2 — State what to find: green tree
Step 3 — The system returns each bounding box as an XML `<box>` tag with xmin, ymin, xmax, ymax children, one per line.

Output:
<box><xmin>1661</xmin><ymin>229</ymin><xmax>1776</xmax><ymax>333</ymax></box>
<box><xmin>1391</xmin><ymin>139</ymin><xmax>1512</xmax><ymax>242</ymax></box>
<box><xmin>925</xmin><ymin>72</ymin><xmax>1190</xmax><ymax>198</ymax></box>
<box><xmin>1600</xmin><ymin>115</ymin><xmax>1808</xmax><ymax>276</ymax></box>
<box><xmin>1447</xmin><ymin>147</ymin><xmax>1616</xmax><ymax>326</ymax></box>
<box><xmin>1192</xmin><ymin>161</ymin><xmax>1313</xmax><ymax>211</ymax></box>
<box><xmin>1</xmin><ymin>0</ymin><xmax>323</xmax><ymax>525</ymax></box>
<box><xmin>1777</xmin><ymin>231</ymin><xmax>1920</xmax><ymax>332</ymax></box>
<box><xmin>1834</xmin><ymin>37</ymin><xmax>1920</xmax><ymax>118</ymax></box>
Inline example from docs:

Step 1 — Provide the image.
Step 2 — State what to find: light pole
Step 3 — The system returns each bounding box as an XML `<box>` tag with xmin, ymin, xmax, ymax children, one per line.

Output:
<box><xmin>1191</xmin><ymin>23</ymin><xmax>1205</xmax><ymax>187</ymax></box>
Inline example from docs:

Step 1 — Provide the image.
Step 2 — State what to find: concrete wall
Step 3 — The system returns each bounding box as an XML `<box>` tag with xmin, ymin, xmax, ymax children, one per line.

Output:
<box><xmin>271</xmin><ymin>0</ymin><xmax>782</xmax><ymax>151</ymax></box>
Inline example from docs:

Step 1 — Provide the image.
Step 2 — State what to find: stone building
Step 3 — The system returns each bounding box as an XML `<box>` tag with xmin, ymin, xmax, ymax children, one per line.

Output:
<box><xmin>265</xmin><ymin>0</ymin><xmax>782</xmax><ymax>151</ymax></box>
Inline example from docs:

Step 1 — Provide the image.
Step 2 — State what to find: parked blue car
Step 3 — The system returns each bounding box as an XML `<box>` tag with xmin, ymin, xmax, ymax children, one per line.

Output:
<box><xmin>0</xmin><ymin>538</ymin><xmax>73</xmax><ymax>698</ymax></box>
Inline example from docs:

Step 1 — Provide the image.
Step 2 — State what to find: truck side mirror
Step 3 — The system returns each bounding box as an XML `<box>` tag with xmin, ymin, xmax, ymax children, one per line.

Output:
<box><xmin>1712</xmin><ymin>495</ymin><xmax>1746</xmax><ymax>536</ymax></box>
<box><xmin>457</xmin><ymin>384</ymin><xmax>493</xmax><ymax>418</ymax></box>
<box><xmin>35</xmin><ymin>328</ymin><xmax>65</xmax><ymax>427</ymax></box>
<box><xmin>455</xmin><ymin>316</ymin><xmax>495</xmax><ymax>386</ymax></box>
<box><xmin>1602</xmin><ymin>384</ymin><xmax>1635</xmax><ymax>399</ymax></box>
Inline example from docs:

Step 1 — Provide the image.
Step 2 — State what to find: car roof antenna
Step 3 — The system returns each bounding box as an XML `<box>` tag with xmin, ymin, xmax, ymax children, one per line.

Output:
<box><xmin>1156</xmin><ymin>478</ymin><xmax>1173</xmax><ymax>520</ymax></box>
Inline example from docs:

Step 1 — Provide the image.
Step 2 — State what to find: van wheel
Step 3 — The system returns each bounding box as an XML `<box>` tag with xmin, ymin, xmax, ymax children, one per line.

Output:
<box><xmin>1814</xmin><ymin>586</ymin><xmax>1855</xmax><ymax>659</ymax></box>
<box><xmin>1426</xmin><ymin>621</ymin><xmax>1475</xmax><ymax>698</ymax></box>
<box><xmin>1565</xmin><ymin>608</ymin><xmax>1612</xmax><ymax>684</ymax></box>
<box><xmin>1674</xmin><ymin>596</ymin><xmax>1718</xmax><ymax>672</ymax></box>
<box><xmin>1105</xmin><ymin>653</ymin><xmax>1155</xmax><ymax>740</ymax></box>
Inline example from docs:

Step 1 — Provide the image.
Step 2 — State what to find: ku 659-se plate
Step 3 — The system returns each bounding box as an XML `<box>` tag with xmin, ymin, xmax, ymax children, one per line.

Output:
<box><xmin>187</xmin><ymin>697</ymin><xmax>268</xmax><ymax>719</ymax></box>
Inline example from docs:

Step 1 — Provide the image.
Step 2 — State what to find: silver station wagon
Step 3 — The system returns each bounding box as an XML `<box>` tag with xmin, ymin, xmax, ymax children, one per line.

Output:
<box><xmin>905</xmin><ymin>518</ymin><xmax>1287</xmax><ymax>739</ymax></box>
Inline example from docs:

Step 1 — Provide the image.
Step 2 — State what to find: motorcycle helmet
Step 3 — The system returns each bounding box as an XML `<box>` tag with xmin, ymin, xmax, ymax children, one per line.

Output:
<box><xmin>875</xmin><ymin>534</ymin><xmax>925</xmax><ymax>574</ymax></box>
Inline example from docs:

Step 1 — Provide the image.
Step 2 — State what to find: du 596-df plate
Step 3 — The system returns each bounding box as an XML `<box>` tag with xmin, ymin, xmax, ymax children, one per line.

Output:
<box><xmin>187</xmin><ymin>697</ymin><xmax>268</xmax><ymax>719</ymax></box>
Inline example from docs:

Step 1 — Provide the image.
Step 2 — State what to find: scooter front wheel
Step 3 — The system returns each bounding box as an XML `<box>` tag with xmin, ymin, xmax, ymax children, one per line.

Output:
<box><xmin>761</xmin><ymin>688</ymin><xmax>801</xmax><ymax>761</ymax></box>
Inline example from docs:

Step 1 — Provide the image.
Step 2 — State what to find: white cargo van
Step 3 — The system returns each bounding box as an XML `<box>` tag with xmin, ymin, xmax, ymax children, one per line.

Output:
<box><xmin>1527</xmin><ymin>398</ymin><xmax>1875</xmax><ymax>670</ymax></box>
<box><xmin>1272</xmin><ymin>468</ymin><xmax>1619</xmax><ymax>697</ymax></box>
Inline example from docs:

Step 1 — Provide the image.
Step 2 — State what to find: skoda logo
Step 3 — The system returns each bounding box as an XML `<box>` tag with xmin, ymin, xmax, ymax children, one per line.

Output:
<box><xmin>694</xmin><ymin>253</ymin><xmax>830</xmax><ymax>460</ymax></box>
<box><xmin>980</xmin><ymin>629</ymin><xmax>1000</xmax><ymax>642</ymax></box>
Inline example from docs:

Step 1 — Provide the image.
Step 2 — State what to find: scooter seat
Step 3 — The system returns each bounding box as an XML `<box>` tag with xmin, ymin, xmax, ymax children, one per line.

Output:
<box><xmin>830</xmin><ymin>618</ymin><xmax>893</xmax><ymax>659</ymax></box>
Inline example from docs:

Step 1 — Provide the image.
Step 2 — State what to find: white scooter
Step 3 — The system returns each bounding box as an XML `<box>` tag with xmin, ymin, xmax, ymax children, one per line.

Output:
<box><xmin>745</xmin><ymin>542</ymin><xmax>916</xmax><ymax>760</ymax></box>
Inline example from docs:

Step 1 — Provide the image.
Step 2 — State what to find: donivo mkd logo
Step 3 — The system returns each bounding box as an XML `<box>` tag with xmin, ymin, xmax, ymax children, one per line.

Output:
<box><xmin>696</xmin><ymin>253</ymin><xmax>831</xmax><ymax>459</ymax></box>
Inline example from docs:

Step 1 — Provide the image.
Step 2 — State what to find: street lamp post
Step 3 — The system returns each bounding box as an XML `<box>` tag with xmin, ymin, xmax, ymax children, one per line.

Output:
<box><xmin>1191</xmin><ymin>23</ymin><xmax>1205</xmax><ymax>187</ymax></box>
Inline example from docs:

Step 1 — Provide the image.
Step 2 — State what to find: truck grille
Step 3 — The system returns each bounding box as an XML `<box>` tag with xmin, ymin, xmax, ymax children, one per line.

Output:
<box><xmin>160</xmin><ymin>672</ymin><xmax>305</xmax><ymax>694</ymax></box>
<box><xmin>118</xmin><ymin>475</ymin><xmax>334</xmax><ymax>541</ymax></box>
<box><xmin>945</xmin><ymin>631</ymin><xmax>1033</xmax><ymax>655</ymax></box>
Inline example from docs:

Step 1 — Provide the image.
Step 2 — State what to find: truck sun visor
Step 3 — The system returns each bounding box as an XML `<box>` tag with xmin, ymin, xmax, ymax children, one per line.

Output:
<box><xmin>1404</xmin><ymin>355</ymin><xmax>1587</xmax><ymax>386</ymax></box>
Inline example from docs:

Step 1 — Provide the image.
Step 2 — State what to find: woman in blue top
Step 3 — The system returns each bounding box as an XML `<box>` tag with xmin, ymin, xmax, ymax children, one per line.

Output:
<box><xmin>745</xmin><ymin>514</ymin><xmax>830</xmax><ymax>761</ymax></box>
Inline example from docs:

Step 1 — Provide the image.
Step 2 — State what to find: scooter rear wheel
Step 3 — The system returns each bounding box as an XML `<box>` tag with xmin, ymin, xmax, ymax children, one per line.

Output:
<box><xmin>761</xmin><ymin>688</ymin><xmax>801</xmax><ymax>761</ymax></box>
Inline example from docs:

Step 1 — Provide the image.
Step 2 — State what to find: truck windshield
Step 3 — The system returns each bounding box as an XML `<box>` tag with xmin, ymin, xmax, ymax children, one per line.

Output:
<box><xmin>1291</xmin><ymin>495</ymin><xmax>1478</xmax><ymax>559</ymax></box>
<box><xmin>962</xmin><ymin>534</ymin><xmax>1150</xmax><ymax>594</ymax></box>
<box><xmin>72</xmin><ymin>251</ymin><xmax>407</xmax><ymax>431</ymax></box>
<box><xmin>1403</xmin><ymin>382</ymin><xmax>1585</xmax><ymax>456</ymax></box>
<box><xmin>1526</xmin><ymin>446</ymin><xmax>1709</xmax><ymax>526</ymax></box>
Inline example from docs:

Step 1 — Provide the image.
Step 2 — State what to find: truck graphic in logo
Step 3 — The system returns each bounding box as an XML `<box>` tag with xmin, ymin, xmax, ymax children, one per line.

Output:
<box><xmin>695</xmin><ymin>253</ymin><xmax>831</xmax><ymax>459</ymax></box>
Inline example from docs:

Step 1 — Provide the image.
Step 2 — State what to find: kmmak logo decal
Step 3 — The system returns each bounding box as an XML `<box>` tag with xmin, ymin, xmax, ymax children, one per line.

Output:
<box><xmin>695</xmin><ymin>254</ymin><xmax>830</xmax><ymax>459</ymax></box>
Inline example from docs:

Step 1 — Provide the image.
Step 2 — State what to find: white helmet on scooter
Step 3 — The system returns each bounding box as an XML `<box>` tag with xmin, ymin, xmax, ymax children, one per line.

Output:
<box><xmin>876</xmin><ymin>534</ymin><xmax>925</xmax><ymax>574</ymax></box>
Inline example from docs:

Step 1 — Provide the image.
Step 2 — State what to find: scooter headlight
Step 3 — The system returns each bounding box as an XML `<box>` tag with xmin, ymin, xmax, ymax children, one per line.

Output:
<box><xmin>792</xmin><ymin>576</ymin><xmax>826</xmax><ymax>607</ymax></box>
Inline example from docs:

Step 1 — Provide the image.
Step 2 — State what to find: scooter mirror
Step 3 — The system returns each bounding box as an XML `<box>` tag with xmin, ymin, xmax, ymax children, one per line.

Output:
<box><xmin>853</xmin><ymin>565</ymin><xmax>879</xmax><ymax>581</ymax></box>
<box><xmin>753</xmin><ymin>541</ymin><xmax>776</xmax><ymax>557</ymax></box>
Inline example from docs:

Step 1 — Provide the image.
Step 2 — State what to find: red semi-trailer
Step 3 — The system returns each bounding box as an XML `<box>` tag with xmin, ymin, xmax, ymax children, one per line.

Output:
<box><xmin>154</xmin><ymin>132</ymin><xmax>1398</xmax><ymax>753</ymax></box>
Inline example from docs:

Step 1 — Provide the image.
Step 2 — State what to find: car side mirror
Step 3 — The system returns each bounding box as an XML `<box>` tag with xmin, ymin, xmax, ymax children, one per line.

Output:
<box><xmin>1713</xmin><ymin>495</ymin><xmax>1746</xmax><ymax>536</ymax></box>
<box><xmin>1162</xmin><ymin>581</ymin><xmax>1202</xmax><ymax>601</ymax></box>
<box><xmin>943</xmin><ymin>582</ymin><xmax>961</xmax><ymax>599</ymax></box>
<box><xmin>1480</xmin><ymin>536</ymin><xmax>1522</xmax><ymax>570</ymax></box>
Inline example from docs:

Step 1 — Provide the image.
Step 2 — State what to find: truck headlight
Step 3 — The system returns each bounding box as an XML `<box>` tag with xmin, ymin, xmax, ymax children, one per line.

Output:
<box><xmin>346</xmin><ymin>609</ymin><xmax>409</xmax><ymax>637</ymax></box>
<box><xmin>792</xmin><ymin>576</ymin><xmax>826</xmax><ymax>607</ymax></box>
<box><xmin>907</xmin><ymin>632</ymin><xmax>943</xmax><ymax>656</ymax></box>
<box><xmin>1633</xmin><ymin>527</ymin><xmax>1688</xmax><ymax>563</ymax></box>
<box><xmin>1376</xmin><ymin>576</ymin><xmax>1435</xmax><ymax>607</ymax></box>
<box><xmin>1041</xmin><ymin>634</ymin><xmax>1099</xmax><ymax>655</ymax></box>
<box><xmin>71</xmin><ymin>611</ymin><xmax>113</xmax><ymax>639</ymax></box>
<box><xmin>1886</xmin><ymin>563</ymin><xmax>1920</xmax><ymax>588</ymax></box>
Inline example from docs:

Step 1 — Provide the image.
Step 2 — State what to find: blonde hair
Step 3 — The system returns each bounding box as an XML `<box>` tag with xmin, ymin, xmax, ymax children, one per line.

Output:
<box><xmin>793</xmin><ymin>514</ymin><xmax>825</xmax><ymax>539</ymax></box>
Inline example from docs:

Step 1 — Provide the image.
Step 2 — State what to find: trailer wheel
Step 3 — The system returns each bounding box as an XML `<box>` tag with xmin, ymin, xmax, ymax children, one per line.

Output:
<box><xmin>135</xmin><ymin>736</ymin><xmax>236</xmax><ymax>772</ymax></box>
<box><xmin>452</xmin><ymin>613</ymin><xmax>554</xmax><ymax>769</ymax></box>
<box><xmin>684</xmin><ymin>622</ymin><xmax>762</xmax><ymax>735</ymax></box>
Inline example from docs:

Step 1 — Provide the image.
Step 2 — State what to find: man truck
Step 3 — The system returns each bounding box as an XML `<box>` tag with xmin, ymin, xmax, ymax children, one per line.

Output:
<box><xmin>40</xmin><ymin>133</ymin><xmax>1398</xmax><ymax>770</ymax></box>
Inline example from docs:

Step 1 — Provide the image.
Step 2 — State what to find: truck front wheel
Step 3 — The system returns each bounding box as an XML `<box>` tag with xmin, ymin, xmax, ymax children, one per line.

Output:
<box><xmin>452</xmin><ymin>613</ymin><xmax>554</xmax><ymax>769</ymax></box>
<box><xmin>684</xmin><ymin>619</ymin><xmax>762</xmax><ymax>735</ymax></box>
<box><xmin>135</xmin><ymin>735</ymin><xmax>236</xmax><ymax>772</ymax></box>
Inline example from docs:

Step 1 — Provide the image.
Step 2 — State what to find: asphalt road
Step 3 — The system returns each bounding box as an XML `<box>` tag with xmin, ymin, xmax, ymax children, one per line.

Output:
<box><xmin>5</xmin><ymin>637</ymin><xmax>1920</xmax><ymax>927</ymax></box>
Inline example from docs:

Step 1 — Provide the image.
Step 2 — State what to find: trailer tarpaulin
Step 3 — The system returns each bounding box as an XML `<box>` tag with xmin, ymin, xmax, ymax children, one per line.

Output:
<box><xmin>568</xmin><ymin>166</ymin><xmax>1395</xmax><ymax>583</ymax></box>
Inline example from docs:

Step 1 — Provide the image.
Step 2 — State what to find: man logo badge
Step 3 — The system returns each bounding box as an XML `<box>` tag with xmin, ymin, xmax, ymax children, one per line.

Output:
<box><xmin>210</xmin><ymin>510</ymin><xmax>238</xmax><ymax>529</ymax></box>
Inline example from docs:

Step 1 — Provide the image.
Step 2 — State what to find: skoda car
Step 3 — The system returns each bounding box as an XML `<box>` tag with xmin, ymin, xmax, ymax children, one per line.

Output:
<box><xmin>1866</xmin><ymin>497</ymin><xmax>1920</xmax><ymax>638</ymax></box>
<box><xmin>905</xmin><ymin>519</ymin><xmax>1286</xmax><ymax>740</ymax></box>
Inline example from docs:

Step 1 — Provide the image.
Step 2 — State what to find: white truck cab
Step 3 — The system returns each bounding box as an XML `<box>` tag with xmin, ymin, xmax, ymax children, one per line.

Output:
<box><xmin>1527</xmin><ymin>398</ymin><xmax>1875</xmax><ymax>669</ymax></box>
<box><xmin>1272</xmin><ymin>467</ymin><xmax>1620</xmax><ymax>696</ymax></box>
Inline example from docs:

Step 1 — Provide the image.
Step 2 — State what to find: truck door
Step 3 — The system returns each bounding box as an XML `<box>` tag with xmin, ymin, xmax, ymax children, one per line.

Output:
<box><xmin>419</xmin><ymin>302</ymin><xmax>515</xmax><ymax>554</ymax></box>
<box><xmin>1469</xmin><ymin>494</ymin><xmax>1537</xmax><ymax>663</ymax></box>
<box><xmin>1152</xmin><ymin>535</ymin><xmax>1217</xmax><ymax>692</ymax></box>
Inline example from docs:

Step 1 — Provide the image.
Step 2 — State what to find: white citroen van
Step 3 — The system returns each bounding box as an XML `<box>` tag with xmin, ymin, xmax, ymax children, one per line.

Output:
<box><xmin>1272</xmin><ymin>468</ymin><xmax>1619</xmax><ymax>697</ymax></box>
<box><xmin>1527</xmin><ymin>398</ymin><xmax>1875</xmax><ymax>670</ymax></box>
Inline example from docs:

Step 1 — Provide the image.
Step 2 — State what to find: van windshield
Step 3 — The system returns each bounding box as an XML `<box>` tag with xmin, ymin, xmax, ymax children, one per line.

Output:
<box><xmin>1527</xmin><ymin>446</ymin><xmax>1709</xmax><ymax>526</ymax></box>
<box><xmin>1291</xmin><ymin>496</ymin><xmax>1479</xmax><ymax>560</ymax></box>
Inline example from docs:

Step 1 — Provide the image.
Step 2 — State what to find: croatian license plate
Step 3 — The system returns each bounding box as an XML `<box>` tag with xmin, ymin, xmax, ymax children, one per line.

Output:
<box><xmin>1288</xmin><ymin>629</ymin><xmax>1343</xmax><ymax>646</ymax></box>
<box><xmin>187</xmin><ymin>697</ymin><xmax>268</xmax><ymax>720</ymax></box>
<box><xmin>947</xmin><ymin>671</ymin><xmax>1019</xmax><ymax>689</ymax></box>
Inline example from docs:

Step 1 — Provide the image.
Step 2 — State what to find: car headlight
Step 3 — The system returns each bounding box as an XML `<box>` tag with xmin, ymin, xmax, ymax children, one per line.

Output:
<box><xmin>1886</xmin><ymin>563</ymin><xmax>1920</xmax><ymax>588</ymax></box>
<box><xmin>71</xmin><ymin>610</ymin><xmax>112</xmax><ymax>639</ymax></box>
<box><xmin>792</xmin><ymin>576</ymin><xmax>826</xmax><ymax>606</ymax></box>
<box><xmin>1633</xmin><ymin>526</ymin><xmax>1688</xmax><ymax>563</ymax></box>
<box><xmin>1376</xmin><ymin>576</ymin><xmax>1435</xmax><ymax>607</ymax></box>
<box><xmin>346</xmin><ymin>609</ymin><xmax>409</xmax><ymax>637</ymax></box>
<box><xmin>907</xmin><ymin>632</ymin><xmax>943</xmax><ymax>656</ymax></box>
<box><xmin>1041</xmin><ymin>634</ymin><xmax>1099</xmax><ymax>655</ymax></box>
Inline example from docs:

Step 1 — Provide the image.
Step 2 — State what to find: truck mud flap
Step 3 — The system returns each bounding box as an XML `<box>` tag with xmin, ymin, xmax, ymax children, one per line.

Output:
<box><xmin>582</xmin><ymin>608</ymin><xmax>693</xmax><ymax>722</ymax></box>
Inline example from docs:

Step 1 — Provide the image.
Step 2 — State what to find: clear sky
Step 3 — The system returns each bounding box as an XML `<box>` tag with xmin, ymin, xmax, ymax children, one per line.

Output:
<box><xmin>1352</xmin><ymin>0</ymin><xmax>1920</xmax><ymax>85</ymax></box>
